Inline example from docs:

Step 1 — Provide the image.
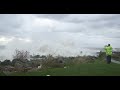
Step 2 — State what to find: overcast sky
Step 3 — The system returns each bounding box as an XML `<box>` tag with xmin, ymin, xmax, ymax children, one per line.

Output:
<box><xmin>0</xmin><ymin>14</ymin><xmax>120</xmax><ymax>60</ymax></box>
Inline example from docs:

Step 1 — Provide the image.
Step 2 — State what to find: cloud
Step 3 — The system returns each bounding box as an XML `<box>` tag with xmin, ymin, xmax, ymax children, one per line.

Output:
<box><xmin>17</xmin><ymin>38</ymin><xmax>32</xmax><ymax>43</ymax></box>
<box><xmin>62</xmin><ymin>14</ymin><xmax>102</xmax><ymax>23</ymax></box>
<box><xmin>0</xmin><ymin>36</ymin><xmax>14</xmax><ymax>45</ymax></box>
<box><xmin>0</xmin><ymin>45</ymin><xmax>6</xmax><ymax>50</ymax></box>
<box><xmin>35</xmin><ymin>14</ymin><xmax>69</xmax><ymax>20</ymax></box>
<box><xmin>0</xmin><ymin>14</ymin><xmax>23</xmax><ymax>36</ymax></box>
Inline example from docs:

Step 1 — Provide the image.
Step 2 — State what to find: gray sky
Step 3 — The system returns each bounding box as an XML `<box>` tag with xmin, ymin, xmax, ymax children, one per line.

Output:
<box><xmin>0</xmin><ymin>14</ymin><xmax>120</xmax><ymax>60</ymax></box>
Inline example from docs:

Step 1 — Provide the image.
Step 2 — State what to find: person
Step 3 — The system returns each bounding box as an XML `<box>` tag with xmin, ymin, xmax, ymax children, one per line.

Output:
<box><xmin>104</xmin><ymin>44</ymin><xmax>113</xmax><ymax>64</ymax></box>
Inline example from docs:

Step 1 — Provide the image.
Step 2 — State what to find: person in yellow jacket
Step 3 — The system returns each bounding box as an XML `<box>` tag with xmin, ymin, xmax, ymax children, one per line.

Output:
<box><xmin>104</xmin><ymin>44</ymin><xmax>113</xmax><ymax>64</ymax></box>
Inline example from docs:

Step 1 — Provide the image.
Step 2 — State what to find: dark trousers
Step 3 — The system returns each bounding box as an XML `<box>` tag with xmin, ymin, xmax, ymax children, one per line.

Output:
<box><xmin>106</xmin><ymin>55</ymin><xmax>111</xmax><ymax>64</ymax></box>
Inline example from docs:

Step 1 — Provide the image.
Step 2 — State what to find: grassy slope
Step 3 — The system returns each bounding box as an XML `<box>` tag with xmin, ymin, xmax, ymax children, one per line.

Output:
<box><xmin>6</xmin><ymin>59</ymin><xmax>120</xmax><ymax>76</ymax></box>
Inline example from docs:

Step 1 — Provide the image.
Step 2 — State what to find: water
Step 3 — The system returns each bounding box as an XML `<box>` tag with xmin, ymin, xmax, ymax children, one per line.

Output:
<box><xmin>0</xmin><ymin>47</ymin><xmax>101</xmax><ymax>61</ymax></box>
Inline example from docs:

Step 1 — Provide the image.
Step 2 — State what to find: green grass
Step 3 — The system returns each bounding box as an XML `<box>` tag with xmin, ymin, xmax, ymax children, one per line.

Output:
<box><xmin>6</xmin><ymin>59</ymin><xmax>120</xmax><ymax>76</ymax></box>
<box><xmin>0</xmin><ymin>72</ymin><xmax>7</xmax><ymax>76</ymax></box>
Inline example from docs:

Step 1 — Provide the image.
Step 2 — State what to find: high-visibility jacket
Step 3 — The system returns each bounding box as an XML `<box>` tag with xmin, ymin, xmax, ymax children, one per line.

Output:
<box><xmin>104</xmin><ymin>46</ymin><xmax>113</xmax><ymax>56</ymax></box>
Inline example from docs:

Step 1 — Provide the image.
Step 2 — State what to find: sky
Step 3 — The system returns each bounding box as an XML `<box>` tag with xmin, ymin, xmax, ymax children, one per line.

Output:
<box><xmin>0</xmin><ymin>14</ymin><xmax>120</xmax><ymax>60</ymax></box>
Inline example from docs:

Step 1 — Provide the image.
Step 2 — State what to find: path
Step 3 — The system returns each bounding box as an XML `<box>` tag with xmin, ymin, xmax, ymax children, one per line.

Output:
<box><xmin>111</xmin><ymin>59</ymin><xmax>120</xmax><ymax>64</ymax></box>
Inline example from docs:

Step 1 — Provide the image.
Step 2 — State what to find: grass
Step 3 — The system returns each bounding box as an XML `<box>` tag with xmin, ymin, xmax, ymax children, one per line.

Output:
<box><xmin>0</xmin><ymin>72</ymin><xmax>7</xmax><ymax>76</ymax></box>
<box><xmin>5</xmin><ymin>59</ymin><xmax>120</xmax><ymax>76</ymax></box>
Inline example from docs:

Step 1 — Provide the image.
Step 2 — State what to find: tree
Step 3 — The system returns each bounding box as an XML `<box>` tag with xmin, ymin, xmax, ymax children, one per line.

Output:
<box><xmin>12</xmin><ymin>49</ymin><xmax>30</xmax><ymax>72</ymax></box>
<box><xmin>1</xmin><ymin>60</ymin><xmax>11</xmax><ymax>66</ymax></box>
<box><xmin>13</xmin><ymin>49</ymin><xmax>30</xmax><ymax>61</ymax></box>
<box><xmin>33</xmin><ymin>55</ymin><xmax>40</xmax><ymax>58</ymax></box>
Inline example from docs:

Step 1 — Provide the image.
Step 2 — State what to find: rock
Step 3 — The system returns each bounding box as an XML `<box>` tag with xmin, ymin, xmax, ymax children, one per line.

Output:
<box><xmin>64</xmin><ymin>67</ymin><xmax>67</xmax><ymax>68</ymax></box>
<box><xmin>38</xmin><ymin>64</ymin><xmax>42</xmax><ymax>69</ymax></box>
<box><xmin>46</xmin><ymin>75</ymin><xmax>50</xmax><ymax>76</ymax></box>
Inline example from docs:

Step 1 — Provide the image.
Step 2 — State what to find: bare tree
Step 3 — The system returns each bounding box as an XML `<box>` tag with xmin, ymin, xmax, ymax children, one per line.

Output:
<box><xmin>13</xmin><ymin>49</ymin><xmax>30</xmax><ymax>60</ymax></box>
<box><xmin>12</xmin><ymin>49</ymin><xmax>31</xmax><ymax>72</ymax></box>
